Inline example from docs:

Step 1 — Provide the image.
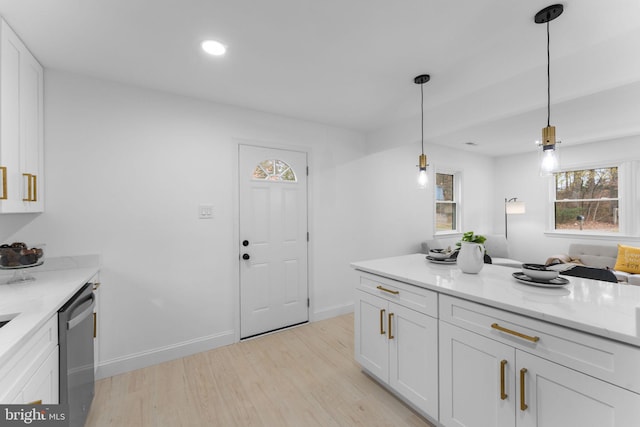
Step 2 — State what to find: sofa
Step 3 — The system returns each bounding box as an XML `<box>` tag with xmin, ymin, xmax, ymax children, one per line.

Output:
<box><xmin>421</xmin><ymin>234</ymin><xmax>522</xmax><ymax>268</ymax></box>
<box><xmin>548</xmin><ymin>243</ymin><xmax>640</xmax><ymax>286</ymax></box>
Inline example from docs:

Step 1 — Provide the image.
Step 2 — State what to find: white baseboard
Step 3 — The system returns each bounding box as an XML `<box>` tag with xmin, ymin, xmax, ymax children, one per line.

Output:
<box><xmin>96</xmin><ymin>330</ymin><xmax>235</xmax><ymax>379</ymax></box>
<box><xmin>312</xmin><ymin>302</ymin><xmax>354</xmax><ymax>322</ymax></box>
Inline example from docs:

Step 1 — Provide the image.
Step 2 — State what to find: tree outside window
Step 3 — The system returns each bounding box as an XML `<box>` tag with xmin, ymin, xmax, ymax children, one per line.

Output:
<box><xmin>554</xmin><ymin>167</ymin><xmax>618</xmax><ymax>232</ymax></box>
<box><xmin>436</xmin><ymin>172</ymin><xmax>459</xmax><ymax>233</ymax></box>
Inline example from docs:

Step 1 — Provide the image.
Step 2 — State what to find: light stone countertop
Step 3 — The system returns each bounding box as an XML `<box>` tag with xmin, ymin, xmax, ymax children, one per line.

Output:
<box><xmin>351</xmin><ymin>253</ymin><xmax>640</xmax><ymax>347</ymax></box>
<box><xmin>0</xmin><ymin>256</ymin><xmax>100</xmax><ymax>368</ymax></box>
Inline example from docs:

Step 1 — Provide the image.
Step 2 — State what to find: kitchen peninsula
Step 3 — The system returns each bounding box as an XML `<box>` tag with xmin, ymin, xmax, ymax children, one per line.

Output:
<box><xmin>352</xmin><ymin>253</ymin><xmax>640</xmax><ymax>427</ymax></box>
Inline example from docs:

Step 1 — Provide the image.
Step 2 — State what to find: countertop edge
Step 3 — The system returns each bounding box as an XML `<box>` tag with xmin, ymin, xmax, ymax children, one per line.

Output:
<box><xmin>352</xmin><ymin>255</ymin><xmax>640</xmax><ymax>348</ymax></box>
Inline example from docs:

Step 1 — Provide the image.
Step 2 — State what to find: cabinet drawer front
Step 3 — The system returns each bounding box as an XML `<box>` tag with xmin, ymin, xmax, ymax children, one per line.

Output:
<box><xmin>358</xmin><ymin>273</ymin><xmax>437</xmax><ymax>317</ymax></box>
<box><xmin>440</xmin><ymin>294</ymin><xmax>640</xmax><ymax>394</ymax></box>
<box><xmin>0</xmin><ymin>315</ymin><xmax>58</xmax><ymax>402</ymax></box>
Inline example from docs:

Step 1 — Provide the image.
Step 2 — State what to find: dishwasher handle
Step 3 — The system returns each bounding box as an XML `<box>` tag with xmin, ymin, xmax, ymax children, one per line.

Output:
<box><xmin>67</xmin><ymin>295</ymin><xmax>96</xmax><ymax>330</ymax></box>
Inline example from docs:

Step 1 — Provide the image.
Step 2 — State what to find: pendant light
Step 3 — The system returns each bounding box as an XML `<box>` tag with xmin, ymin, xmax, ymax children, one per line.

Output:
<box><xmin>535</xmin><ymin>4</ymin><xmax>563</xmax><ymax>177</ymax></box>
<box><xmin>415</xmin><ymin>74</ymin><xmax>430</xmax><ymax>189</ymax></box>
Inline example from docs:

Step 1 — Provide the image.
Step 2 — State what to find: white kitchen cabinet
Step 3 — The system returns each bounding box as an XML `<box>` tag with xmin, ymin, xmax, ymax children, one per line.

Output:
<box><xmin>14</xmin><ymin>346</ymin><xmax>59</xmax><ymax>405</ymax></box>
<box><xmin>0</xmin><ymin>315</ymin><xmax>58</xmax><ymax>404</ymax></box>
<box><xmin>439</xmin><ymin>321</ymin><xmax>514</xmax><ymax>427</ymax></box>
<box><xmin>439</xmin><ymin>295</ymin><xmax>640</xmax><ymax>427</ymax></box>
<box><xmin>355</xmin><ymin>273</ymin><xmax>438</xmax><ymax>417</ymax></box>
<box><xmin>0</xmin><ymin>17</ymin><xmax>44</xmax><ymax>213</ymax></box>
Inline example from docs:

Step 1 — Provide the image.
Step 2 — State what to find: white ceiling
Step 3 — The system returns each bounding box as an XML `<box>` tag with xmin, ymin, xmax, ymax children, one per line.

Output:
<box><xmin>1</xmin><ymin>0</ymin><xmax>639</xmax><ymax>156</ymax></box>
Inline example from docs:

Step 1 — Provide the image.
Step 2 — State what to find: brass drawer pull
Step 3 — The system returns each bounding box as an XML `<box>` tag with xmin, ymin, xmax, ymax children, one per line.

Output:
<box><xmin>379</xmin><ymin>309</ymin><xmax>385</xmax><ymax>335</ymax></box>
<box><xmin>500</xmin><ymin>360</ymin><xmax>508</xmax><ymax>400</ymax></box>
<box><xmin>491</xmin><ymin>323</ymin><xmax>540</xmax><ymax>343</ymax></box>
<box><xmin>28</xmin><ymin>400</ymin><xmax>42</xmax><ymax>405</ymax></box>
<box><xmin>520</xmin><ymin>368</ymin><xmax>528</xmax><ymax>411</ymax></box>
<box><xmin>388</xmin><ymin>313</ymin><xmax>394</xmax><ymax>339</ymax></box>
<box><xmin>376</xmin><ymin>285</ymin><xmax>399</xmax><ymax>295</ymax></box>
<box><xmin>0</xmin><ymin>166</ymin><xmax>6</xmax><ymax>200</ymax></box>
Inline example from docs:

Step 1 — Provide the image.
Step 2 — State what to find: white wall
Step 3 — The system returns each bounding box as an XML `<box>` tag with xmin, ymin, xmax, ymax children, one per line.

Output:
<box><xmin>355</xmin><ymin>136</ymin><xmax>495</xmax><ymax>261</ymax></box>
<box><xmin>0</xmin><ymin>70</ymin><xmax>367</xmax><ymax>377</ymax></box>
<box><xmin>494</xmin><ymin>136</ymin><xmax>640</xmax><ymax>263</ymax></box>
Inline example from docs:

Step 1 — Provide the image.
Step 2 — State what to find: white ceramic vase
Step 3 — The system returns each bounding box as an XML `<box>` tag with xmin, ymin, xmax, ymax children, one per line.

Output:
<box><xmin>457</xmin><ymin>241</ymin><xmax>485</xmax><ymax>274</ymax></box>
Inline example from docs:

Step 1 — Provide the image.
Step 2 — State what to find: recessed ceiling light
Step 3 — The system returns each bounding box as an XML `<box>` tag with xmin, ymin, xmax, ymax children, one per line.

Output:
<box><xmin>201</xmin><ymin>40</ymin><xmax>226</xmax><ymax>56</ymax></box>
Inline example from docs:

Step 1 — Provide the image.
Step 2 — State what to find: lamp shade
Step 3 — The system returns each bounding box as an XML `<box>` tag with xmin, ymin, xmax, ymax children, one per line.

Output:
<box><xmin>506</xmin><ymin>201</ymin><xmax>526</xmax><ymax>215</ymax></box>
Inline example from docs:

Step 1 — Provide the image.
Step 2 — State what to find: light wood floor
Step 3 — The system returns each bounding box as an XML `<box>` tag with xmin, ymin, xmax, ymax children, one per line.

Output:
<box><xmin>86</xmin><ymin>313</ymin><xmax>434</xmax><ymax>427</ymax></box>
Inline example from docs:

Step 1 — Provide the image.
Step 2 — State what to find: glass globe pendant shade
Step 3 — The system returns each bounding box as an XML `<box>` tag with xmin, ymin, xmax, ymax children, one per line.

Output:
<box><xmin>417</xmin><ymin>154</ymin><xmax>428</xmax><ymax>188</ymax></box>
<box><xmin>539</xmin><ymin>125</ymin><xmax>559</xmax><ymax>176</ymax></box>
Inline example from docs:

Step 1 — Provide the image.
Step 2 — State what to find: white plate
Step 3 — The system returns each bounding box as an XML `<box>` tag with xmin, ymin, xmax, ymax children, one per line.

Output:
<box><xmin>512</xmin><ymin>272</ymin><xmax>569</xmax><ymax>288</ymax></box>
<box><xmin>426</xmin><ymin>256</ymin><xmax>456</xmax><ymax>264</ymax></box>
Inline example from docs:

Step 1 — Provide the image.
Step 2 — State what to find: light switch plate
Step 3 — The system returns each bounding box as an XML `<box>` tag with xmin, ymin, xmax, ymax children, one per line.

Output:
<box><xmin>198</xmin><ymin>204</ymin><xmax>213</xmax><ymax>219</ymax></box>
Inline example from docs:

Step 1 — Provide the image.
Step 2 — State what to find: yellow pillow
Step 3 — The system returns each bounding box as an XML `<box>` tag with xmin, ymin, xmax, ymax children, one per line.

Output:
<box><xmin>614</xmin><ymin>244</ymin><xmax>640</xmax><ymax>274</ymax></box>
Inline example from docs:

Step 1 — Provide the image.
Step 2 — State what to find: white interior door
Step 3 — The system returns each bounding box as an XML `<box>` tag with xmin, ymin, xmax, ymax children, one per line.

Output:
<box><xmin>239</xmin><ymin>145</ymin><xmax>308</xmax><ymax>339</ymax></box>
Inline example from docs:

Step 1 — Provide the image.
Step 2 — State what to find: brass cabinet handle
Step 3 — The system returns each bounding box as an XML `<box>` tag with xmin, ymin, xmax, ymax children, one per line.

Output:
<box><xmin>388</xmin><ymin>313</ymin><xmax>394</xmax><ymax>339</ymax></box>
<box><xmin>0</xmin><ymin>166</ymin><xmax>7</xmax><ymax>200</ymax></box>
<box><xmin>21</xmin><ymin>173</ymin><xmax>37</xmax><ymax>202</ymax></box>
<box><xmin>500</xmin><ymin>360</ymin><xmax>508</xmax><ymax>400</ymax></box>
<box><xmin>31</xmin><ymin>174</ymin><xmax>37</xmax><ymax>201</ymax></box>
<box><xmin>22</xmin><ymin>173</ymin><xmax>32</xmax><ymax>202</ymax></box>
<box><xmin>93</xmin><ymin>312</ymin><xmax>97</xmax><ymax>338</ymax></box>
<box><xmin>28</xmin><ymin>400</ymin><xmax>42</xmax><ymax>405</ymax></box>
<box><xmin>491</xmin><ymin>323</ymin><xmax>540</xmax><ymax>343</ymax></box>
<box><xmin>520</xmin><ymin>368</ymin><xmax>528</xmax><ymax>411</ymax></box>
<box><xmin>376</xmin><ymin>285</ymin><xmax>399</xmax><ymax>295</ymax></box>
<box><xmin>379</xmin><ymin>309</ymin><xmax>386</xmax><ymax>335</ymax></box>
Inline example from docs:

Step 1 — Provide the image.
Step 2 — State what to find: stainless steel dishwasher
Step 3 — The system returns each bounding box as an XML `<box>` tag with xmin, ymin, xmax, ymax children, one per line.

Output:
<box><xmin>58</xmin><ymin>283</ymin><xmax>95</xmax><ymax>427</ymax></box>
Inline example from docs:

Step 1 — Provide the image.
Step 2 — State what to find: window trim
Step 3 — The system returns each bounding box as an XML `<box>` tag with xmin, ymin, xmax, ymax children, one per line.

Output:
<box><xmin>546</xmin><ymin>161</ymin><xmax>638</xmax><ymax>237</ymax></box>
<box><xmin>434</xmin><ymin>169</ymin><xmax>462</xmax><ymax>236</ymax></box>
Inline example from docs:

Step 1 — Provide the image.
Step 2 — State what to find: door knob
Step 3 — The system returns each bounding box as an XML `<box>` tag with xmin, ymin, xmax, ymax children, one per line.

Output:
<box><xmin>242</xmin><ymin>240</ymin><xmax>249</xmax><ymax>247</ymax></box>
<box><xmin>242</xmin><ymin>254</ymin><xmax>250</xmax><ymax>260</ymax></box>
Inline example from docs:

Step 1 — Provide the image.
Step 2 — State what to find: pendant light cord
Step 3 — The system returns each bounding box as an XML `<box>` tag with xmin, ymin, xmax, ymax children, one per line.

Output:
<box><xmin>420</xmin><ymin>82</ymin><xmax>425</xmax><ymax>155</ymax></box>
<box><xmin>547</xmin><ymin>20</ymin><xmax>551</xmax><ymax>127</ymax></box>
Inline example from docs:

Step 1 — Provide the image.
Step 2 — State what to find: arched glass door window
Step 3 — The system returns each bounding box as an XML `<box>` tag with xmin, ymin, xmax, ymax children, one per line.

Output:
<box><xmin>252</xmin><ymin>159</ymin><xmax>297</xmax><ymax>182</ymax></box>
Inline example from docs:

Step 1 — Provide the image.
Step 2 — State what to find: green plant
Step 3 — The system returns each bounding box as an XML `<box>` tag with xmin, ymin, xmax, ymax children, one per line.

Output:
<box><xmin>456</xmin><ymin>231</ymin><xmax>486</xmax><ymax>246</ymax></box>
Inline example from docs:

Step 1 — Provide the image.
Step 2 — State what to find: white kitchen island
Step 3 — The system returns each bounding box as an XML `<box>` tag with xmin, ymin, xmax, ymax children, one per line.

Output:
<box><xmin>351</xmin><ymin>253</ymin><xmax>640</xmax><ymax>427</ymax></box>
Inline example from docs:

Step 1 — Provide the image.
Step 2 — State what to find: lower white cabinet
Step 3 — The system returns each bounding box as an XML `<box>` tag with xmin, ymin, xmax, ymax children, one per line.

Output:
<box><xmin>12</xmin><ymin>346</ymin><xmax>59</xmax><ymax>404</ymax></box>
<box><xmin>0</xmin><ymin>315</ymin><xmax>59</xmax><ymax>404</ymax></box>
<box><xmin>439</xmin><ymin>304</ymin><xmax>640</xmax><ymax>427</ymax></box>
<box><xmin>354</xmin><ymin>269</ymin><xmax>640</xmax><ymax>426</ymax></box>
<box><xmin>355</xmin><ymin>276</ymin><xmax>438</xmax><ymax>417</ymax></box>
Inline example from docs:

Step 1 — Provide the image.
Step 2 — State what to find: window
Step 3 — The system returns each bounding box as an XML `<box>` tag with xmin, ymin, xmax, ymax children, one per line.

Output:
<box><xmin>435</xmin><ymin>172</ymin><xmax>461</xmax><ymax>234</ymax></box>
<box><xmin>553</xmin><ymin>166</ymin><xmax>619</xmax><ymax>232</ymax></box>
<box><xmin>252</xmin><ymin>159</ymin><xmax>297</xmax><ymax>182</ymax></box>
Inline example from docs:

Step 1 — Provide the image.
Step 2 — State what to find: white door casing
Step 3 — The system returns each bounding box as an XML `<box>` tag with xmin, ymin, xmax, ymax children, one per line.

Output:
<box><xmin>239</xmin><ymin>145</ymin><xmax>308</xmax><ymax>338</ymax></box>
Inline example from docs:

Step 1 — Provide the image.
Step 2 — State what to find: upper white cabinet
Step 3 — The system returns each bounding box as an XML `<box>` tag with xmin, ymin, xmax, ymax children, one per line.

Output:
<box><xmin>0</xmin><ymin>18</ymin><xmax>44</xmax><ymax>213</ymax></box>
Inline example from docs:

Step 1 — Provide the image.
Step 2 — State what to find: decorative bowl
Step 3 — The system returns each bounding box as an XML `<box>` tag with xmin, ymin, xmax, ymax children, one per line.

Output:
<box><xmin>521</xmin><ymin>263</ymin><xmax>559</xmax><ymax>281</ymax></box>
<box><xmin>429</xmin><ymin>249</ymin><xmax>452</xmax><ymax>260</ymax></box>
<box><xmin>0</xmin><ymin>243</ymin><xmax>45</xmax><ymax>269</ymax></box>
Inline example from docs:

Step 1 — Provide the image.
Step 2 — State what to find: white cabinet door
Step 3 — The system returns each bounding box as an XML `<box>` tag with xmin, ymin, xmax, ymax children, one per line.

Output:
<box><xmin>389</xmin><ymin>303</ymin><xmax>438</xmax><ymax>416</ymax></box>
<box><xmin>440</xmin><ymin>321</ymin><xmax>515</xmax><ymax>427</ymax></box>
<box><xmin>354</xmin><ymin>290</ymin><xmax>389</xmax><ymax>381</ymax></box>
<box><xmin>19</xmin><ymin>45</ymin><xmax>44</xmax><ymax>212</ymax></box>
<box><xmin>0</xmin><ymin>19</ymin><xmax>23</xmax><ymax>212</ymax></box>
<box><xmin>0</xmin><ymin>18</ymin><xmax>44</xmax><ymax>213</ymax></box>
<box><xmin>20</xmin><ymin>347</ymin><xmax>59</xmax><ymax>405</ymax></box>
<box><xmin>516</xmin><ymin>350</ymin><xmax>640</xmax><ymax>427</ymax></box>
